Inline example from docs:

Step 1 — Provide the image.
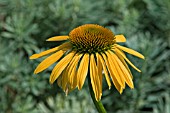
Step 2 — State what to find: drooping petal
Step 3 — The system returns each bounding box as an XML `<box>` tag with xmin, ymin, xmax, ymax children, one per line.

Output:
<box><xmin>61</xmin><ymin>68</ymin><xmax>68</xmax><ymax>91</ymax></box>
<box><xmin>90</xmin><ymin>54</ymin><xmax>101</xmax><ymax>101</ymax></box>
<box><xmin>105</xmin><ymin>51</ymin><xmax>125</xmax><ymax>88</ymax></box>
<box><xmin>102</xmin><ymin>53</ymin><xmax>123</xmax><ymax>94</ymax></box>
<box><xmin>115</xmin><ymin>48</ymin><xmax>141</xmax><ymax>72</ymax></box>
<box><xmin>30</xmin><ymin>42</ymin><xmax>71</xmax><ymax>59</ymax></box>
<box><xmin>110</xmin><ymin>51</ymin><xmax>134</xmax><ymax>88</ymax></box>
<box><xmin>115</xmin><ymin>35</ymin><xmax>126</xmax><ymax>42</ymax></box>
<box><xmin>108</xmin><ymin>50</ymin><xmax>125</xmax><ymax>88</ymax></box>
<box><xmin>66</xmin><ymin>54</ymin><xmax>78</xmax><ymax>83</ymax></box>
<box><xmin>114</xmin><ymin>48</ymin><xmax>133</xmax><ymax>79</ymax></box>
<box><xmin>46</xmin><ymin>36</ymin><xmax>69</xmax><ymax>41</ymax></box>
<box><xmin>77</xmin><ymin>54</ymin><xmax>89</xmax><ymax>90</ymax></box>
<box><xmin>96</xmin><ymin>53</ymin><xmax>103</xmax><ymax>96</ymax></box>
<box><xmin>61</xmin><ymin>68</ymin><xmax>73</xmax><ymax>96</ymax></box>
<box><xmin>71</xmin><ymin>70</ymin><xmax>78</xmax><ymax>89</ymax></box>
<box><xmin>34</xmin><ymin>50</ymin><xmax>66</xmax><ymax>74</ymax></box>
<box><xmin>68</xmin><ymin>54</ymin><xmax>82</xmax><ymax>88</ymax></box>
<box><xmin>57</xmin><ymin>74</ymin><xmax>62</xmax><ymax>88</ymax></box>
<box><xmin>116</xmin><ymin>44</ymin><xmax>145</xmax><ymax>59</ymax></box>
<box><xmin>50</xmin><ymin>51</ymin><xmax>75</xmax><ymax>84</ymax></box>
<box><xmin>57</xmin><ymin>68</ymin><xmax>73</xmax><ymax>95</ymax></box>
<box><xmin>97</xmin><ymin>53</ymin><xmax>111</xmax><ymax>89</ymax></box>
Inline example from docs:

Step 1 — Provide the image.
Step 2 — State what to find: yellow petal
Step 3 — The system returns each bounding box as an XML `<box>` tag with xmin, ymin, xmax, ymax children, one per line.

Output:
<box><xmin>58</xmin><ymin>69</ymin><xmax>73</xmax><ymax>95</ymax></box>
<box><xmin>34</xmin><ymin>50</ymin><xmax>66</xmax><ymax>74</ymax></box>
<box><xmin>112</xmin><ymin>48</ymin><xmax>133</xmax><ymax>79</ymax></box>
<box><xmin>90</xmin><ymin>54</ymin><xmax>101</xmax><ymax>101</ymax></box>
<box><xmin>68</xmin><ymin>54</ymin><xmax>82</xmax><ymax>87</ymax></box>
<box><xmin>115</xmin><ymin>35</ymin><xmax>126</xmax><ymax>42</ymax></box>
<box><xmin>77</xmin><ymin>54</ymin><xmax>89</xmax><ymax>90</ymax></box>
<box><xmin>110</xmin><ymin>51</ymin><xmax>134</xmax><ymax>88</ymax></box>
<box><xmin>108</xmin><ymin>51</ymin><xmax>126</xmax><ymax>88</ymax></box>
<box><xmin>30</xmin><ymin>42</ymin><xmax>71</xmax><ymax>59</ymax></box>
<box><xmin>59</xmin><ymin>54</ymin><xmax>81</xmax><ymax>92</ymax></box>
<box><xmin>61</xmin><ymin>68</ymin><xmax>69</xmax><ymax>91</ymax></box>
<box><xmin>96</xmin><ymin>53</ymin><xmax>103</xmax><ymax>96</ymax></box>
<box><xmin>46</xmin><ymin>36</ymin><xmax>69</xmax><ymax>41</ymax></box>
<box><xmin>105</xmin><ymin>52</ymin><xmax>124</xmax><ymax>88</ymax></box>
<box><xmin>114</xmin><ymin>48</ymin><xmax>133</xmax><ymax>79</ymax></box>
<box><xmin>71</xmin><ymin>70</ymin><xmax>78</xmax><ymax>89</ymax></box>
<box><xmin>116</xmin><ymin>44</ymin><xmax>145</xmax><ymax>59</ymax></box>
<box><xmin>50</xmin><ymin>51</ymin><xmax>75</xmax><ymax>84</ymax></box>
<box><xmin>97</xmin><ymin>53</ymin><xmax>111</xmax><ymax>89</ymax></box>
<box><xmin>102</xmin><ymin>53</ymin><xmax>123</xmax><ymax>93</ymax></box>
<box><xmin>115</xmin><ymin>49</ymin><xmax>141</xmax><ymax>72</ymax></box>
<box><xmin>57</xmin><ymin>74</ymin><xmax>62</xmax><ymax>88</ymax></box>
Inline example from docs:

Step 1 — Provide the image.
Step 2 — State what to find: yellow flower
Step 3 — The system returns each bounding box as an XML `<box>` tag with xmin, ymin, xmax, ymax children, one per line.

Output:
<box><xmin>30</xmin><ymin>24</ymin><xmax>144</xmax><ymax>101</ymax></box>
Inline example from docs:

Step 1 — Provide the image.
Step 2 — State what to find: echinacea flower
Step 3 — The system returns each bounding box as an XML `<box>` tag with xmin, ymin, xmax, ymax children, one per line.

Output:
<box><xmin>30</xmin><ymin>24</ymin><xmax>144</xmax><ymax>101</ymax></box>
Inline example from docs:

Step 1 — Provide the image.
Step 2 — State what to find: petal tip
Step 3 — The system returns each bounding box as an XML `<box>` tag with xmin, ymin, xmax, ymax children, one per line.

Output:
<box><xmin>46</xmin><ymin>36</ymin><xmax>69</xmax><ymax>41</ymax></box>
<box><xmin>77</xmin><ymin>84</ymin><xmax>82</xmax><ymax>90</ymax></box>
<box><xmin>140</xmin><ymin>55</ymin><xmax>145</xmax><ymax>59</ymax></box>
<box><xmin>46</xmin><ymin>38</ymin><xmax>53</xmax><ymax>41</ymax></box>
<box><xmin>96</xmin><ymin>97</ymin><xmax>101</xmax><ymax>102</ymax></box>
<box><xmin>49</xmin><ymin>79</ymin><xmax>54</xmax><ymax>84</ymax></box>
<box><xmin>34</xmin><ymin>71</ymin><xmax>38</xmax><ymax>74</ymax></box>
<box><xmin>77</xmin><ymin>87</ymin><xmax>81</xmax><ymax>90</ymax></box>
<box><xmin>119</xmin><ymin>88</ymin><xmax>124</xmax><ymax>94</ymax></box>
<box><xmin>115</xmin><ymin>35</ymin><xmax>126</xmax><ymax>43</ymax></box>
<box><xmin>130</xmin><ymin>84</ymin><xmax>134</xmax><ymax>89</ymax></box>
<box><xmin>142</xmin><ymin>56</ymin><xmax>145</xmax><ymax>59</ymax></box>
<box><xmin>30</xmin><ymin>54</ymin><xmax>38</xmax><ymax>59</ymax></box>
<box><xmin>46</xmin><ymin>37</ymin><xmax>54</xmax><ymax>41</ymax></box>
<box><xmin>138</xmin><ymin>70</ymin><xmax>142</xmax><ymax>72</ymax></box>
<box><xmin>34</xmin><ymin>69</ymin><xmax>39</xmax><ymax>74</ymax></box>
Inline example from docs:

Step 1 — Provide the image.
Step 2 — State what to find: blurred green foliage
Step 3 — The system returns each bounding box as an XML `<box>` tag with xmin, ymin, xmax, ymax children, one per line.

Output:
<box><xmin>0</xmin><ymin>0</ymin><xmax>170</xmax><ymax>113</ymax></box>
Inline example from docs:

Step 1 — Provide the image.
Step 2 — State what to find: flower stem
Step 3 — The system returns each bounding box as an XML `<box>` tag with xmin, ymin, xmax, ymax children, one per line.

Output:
<box><xmin>88</xmin><ymin>74</ymin><xmax>107</xmax><ymax>113</ymax></box>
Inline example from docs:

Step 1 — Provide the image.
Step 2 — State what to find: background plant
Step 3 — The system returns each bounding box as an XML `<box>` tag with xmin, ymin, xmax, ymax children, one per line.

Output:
<box><xmin>0</xmin><ymin>0</ymin><xmax>169</xmax><ymax>113</ymax></box>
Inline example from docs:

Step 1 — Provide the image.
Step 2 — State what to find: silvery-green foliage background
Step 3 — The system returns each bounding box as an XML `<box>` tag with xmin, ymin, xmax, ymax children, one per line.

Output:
<box><xmin>0</xmin><ymin>0</ymin><xmax>170</xmax><ymax>113</ymax></box>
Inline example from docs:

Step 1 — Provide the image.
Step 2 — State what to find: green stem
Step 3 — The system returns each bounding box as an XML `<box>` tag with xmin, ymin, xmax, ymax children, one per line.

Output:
<box><xmin>88</xmin><ymin>74</ymin><xmax>107</xmax><ymax>113</ymax></box>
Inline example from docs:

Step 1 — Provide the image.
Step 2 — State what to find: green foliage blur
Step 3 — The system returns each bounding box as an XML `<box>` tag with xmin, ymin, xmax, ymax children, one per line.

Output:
<box><xmin>0</xmin><ymin>0</ymin><xmax>170</xmax><ymax>113</ymax></box>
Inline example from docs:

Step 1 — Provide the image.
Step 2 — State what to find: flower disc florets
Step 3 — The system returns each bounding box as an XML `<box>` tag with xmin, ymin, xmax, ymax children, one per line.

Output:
<box><xmin>69</xmin><ymin>24</ymin><xmax>115</xmax><ymax>54</ymax></box>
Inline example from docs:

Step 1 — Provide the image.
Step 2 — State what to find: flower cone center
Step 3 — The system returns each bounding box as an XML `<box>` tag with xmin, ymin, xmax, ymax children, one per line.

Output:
<box><xmin>69</xmin><ymin>24</ymin><xmax>115</xmax><ymax>54</ymax></box>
